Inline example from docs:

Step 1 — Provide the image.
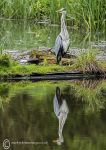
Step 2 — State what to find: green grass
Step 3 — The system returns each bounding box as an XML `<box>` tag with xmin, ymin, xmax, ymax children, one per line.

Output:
<box><xmin>0</xmin><ymin>52</ymin><xmax>105</xmax><ymax>78</ymax></box>
<box><xmin>0</xmin><ymin>0</ymin><xmax>105</xmax><ymax>31</ymax></box>
<box><xmin>0</xmin><ymin>61</ymin><xmax>105</xmax><ymax>77</ymax></box>
<box><xmin>10</xmin><ymin>64</ymin><xmax>70</xmax><ymax>74</ymax></box>
<box><xmin>72</xmin><ymin>49</ymin><xmax>106</xmax><ymax>73</ymax></box>
<box><xmin>0</xmin><ymin>63</ymin><xmax>72</xmax><ymax>77</ymax></box>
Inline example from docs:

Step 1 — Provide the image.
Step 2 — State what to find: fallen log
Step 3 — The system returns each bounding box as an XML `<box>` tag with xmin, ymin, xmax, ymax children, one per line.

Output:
<box><xmin>6</xmin><ymin>71</ymin><xmax>106</xmax><ymax>81</ymax></box>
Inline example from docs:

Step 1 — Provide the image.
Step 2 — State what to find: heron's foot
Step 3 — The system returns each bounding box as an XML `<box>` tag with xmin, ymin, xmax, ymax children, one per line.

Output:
<box><xmin>56</xmin><ymin>62</ymin><xmax>62</xmax><ymax>65</ymax></box>
<box><xmin>53</xmin><ymin>138</ymin><xmax>63</xmax><ymax>145</ymax></box>
<box><xmin>59</xmin><ymin>61</ymin><xmax>63</xmax><ymax>66</ymax></box>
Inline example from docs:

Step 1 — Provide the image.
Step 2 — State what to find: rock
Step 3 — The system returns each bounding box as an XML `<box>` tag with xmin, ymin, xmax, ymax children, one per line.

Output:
<box><xmin>96</xmin><ymin>51</ymin><xmax>106</xmax><ymax>61</ymax></box>
<box><xmin>3</xmin><ymin>46</ymin><xmax>106</xmax><ymax>64</ymax></box>
<box><xmin>91</xmin><ymin>41</ymin><xmax>106</xmax><ymax>50</ymax></box>
<box><xmin>20</xmin><ymin>59</ymin><xmax>28</xmax><ymax>64</ymax></box>
<box><xmin>27</xmin><ymin>58</ymin><xmax>40</xmax><ymax>64</ymax></box>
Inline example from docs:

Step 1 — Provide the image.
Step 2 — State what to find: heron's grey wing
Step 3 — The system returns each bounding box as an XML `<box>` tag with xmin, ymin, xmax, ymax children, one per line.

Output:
<box><xmin>53</xmin><ymin>94</ymin><xmax>60</xmax><ymax>118</ymax></box>
<box><xmin>54</xmin><ymin>35</ymin><xmax>63</xmax><ymax>56</ymax></box>
<box><xmin>59</xmin><ymin>100</ymin><xmax>69</xmax><ymax>114</ymax></box>
<box><xmin>58</xmin><ymin>99</ymin><xmax>69</xmax><ymax>143</ymax></box>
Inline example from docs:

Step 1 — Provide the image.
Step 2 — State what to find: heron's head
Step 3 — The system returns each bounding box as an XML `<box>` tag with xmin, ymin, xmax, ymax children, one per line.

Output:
<box><xmin>56</xmin><ymin>87</ymin><xmax>61</xmax><ymax>97</ymax></box>
<box><xmin>57</xmin><ymin>8</ymin><xmax>66</xmax><ymax>15</ymax></box>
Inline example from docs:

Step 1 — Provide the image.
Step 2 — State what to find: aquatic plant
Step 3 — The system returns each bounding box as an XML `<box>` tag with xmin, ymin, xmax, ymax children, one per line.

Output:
<box><xmin>74</xmin><ymin>49</ymin><xmax>103</xmax><ymax>73</ymax></box>
<box><xmin>0</xmin><ymin>0</ymin><xmax>105</xmax><ymax>31</ymax></box>
<box><xmin>0</xmin><ymin>54</ymin><xmax>11</xmax><ymax>67</ymax></box>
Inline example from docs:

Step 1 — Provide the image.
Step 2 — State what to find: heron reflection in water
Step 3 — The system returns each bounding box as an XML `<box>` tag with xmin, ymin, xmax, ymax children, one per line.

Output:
<box><xmin>53</xmin><ymin>87</ymin><xmax>69</xmax><ymax>145</ymax></box>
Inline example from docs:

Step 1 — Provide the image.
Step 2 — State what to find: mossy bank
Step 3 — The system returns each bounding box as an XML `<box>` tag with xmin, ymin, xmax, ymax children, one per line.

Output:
<box><xmin>0</xmin><ymin>52</ymin><xmax>106</xmax><ymax>80</ymax></box>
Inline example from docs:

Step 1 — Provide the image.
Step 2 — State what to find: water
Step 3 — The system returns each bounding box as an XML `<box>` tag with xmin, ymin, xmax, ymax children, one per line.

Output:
<box><xmin>0</xmin><ymin>80</ymin><xmax>106</xmax><ymax>150</ymax></box>
<box><xmin>0</xmin><ymin>19</ymin><xmax>105</xmax><ymax>51</ymax></box>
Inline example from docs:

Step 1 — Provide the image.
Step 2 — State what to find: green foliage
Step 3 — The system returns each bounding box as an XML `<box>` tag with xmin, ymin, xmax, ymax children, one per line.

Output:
<box><xmin>0</xmin><ymin>54</ymin><xmax>11</xmax><ymax>67</ymax></box>
<box><xmin>0</xmin><ymin>61</ymin><xmax>71</xmax><ymax>77</ymax></box>
<box><xmin>68</xmin><ymin>0</ymin><xmax>105</xmax><ymax>31</ymax></box>
<box><xmin>0</xmin><ymin>50</ymin><xmax>105</xmax><ymax>77</ymax></box>
<box><xmin>0</xmin><ymin>0</ymin><xmax>105</xmax><ymax>31</ymax></box>
<box><xmin>0</xmin><ymin>0</ymin><xmax>50</xmax><ymax>20</ymax></box>
<box><xmin>73</xmin><ymin>49</ymin><xmax>103</xmax><ymax>73</ymax></box>
<box><xmin>43</xmin><ymin>58</ymin><xmax>48</xmax><ymax>66</ymax></box>
<box><xmin>76</xmin><ymin>50</ymin><xmax>96</xmax><ymax>66</ymax></box>
<box><xmin>10</xmin><ymin>64</ymin><xmax>70</xmax><ymax>74</ymax></box>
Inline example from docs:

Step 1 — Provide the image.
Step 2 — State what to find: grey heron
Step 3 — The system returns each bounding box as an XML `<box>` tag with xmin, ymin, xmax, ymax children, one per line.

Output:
<box><xmin>54</xmin><ymin>8</ymin><xmax>70</xmax><ymax>64</ymax></box>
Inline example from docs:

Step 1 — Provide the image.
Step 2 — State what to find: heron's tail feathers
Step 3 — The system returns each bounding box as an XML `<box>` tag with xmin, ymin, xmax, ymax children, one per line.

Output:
<box><xmin>57</xmin><ymin>50</ymin><xmax>62</xmax><ymax>64</ymax></box>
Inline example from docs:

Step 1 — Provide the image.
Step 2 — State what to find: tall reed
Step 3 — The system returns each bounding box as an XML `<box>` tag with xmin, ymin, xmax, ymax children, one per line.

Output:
<box><xmin>0</xmin><ymin>0</ymin><xmax>105</xmax><ymax>31</ymax></box>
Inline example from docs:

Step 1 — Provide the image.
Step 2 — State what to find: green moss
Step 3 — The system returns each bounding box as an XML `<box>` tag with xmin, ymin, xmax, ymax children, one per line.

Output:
<box><xmin>0</xmin><ymin>61</ymin><xmax>105</xmax><ymax>78</ymax></box>
<box><xmin>0</xmin><ymin>54</ymin><xmax>11</xmax><ymax>67</ymax></box>
<box><xmin>0</xmin><ymin>63</ymin><xmax>72</xmax><ymax>77</ymax></box>
<box><xmin>0</xmin><ymin>51</ymin><xmax>106</xmax><ymax>78</ymax></box>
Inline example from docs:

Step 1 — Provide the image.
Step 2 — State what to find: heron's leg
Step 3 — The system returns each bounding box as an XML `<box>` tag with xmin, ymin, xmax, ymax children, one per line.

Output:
<box><xmin>56</xmin><ymin>53</ymin><xmax>62</xmax><ymax>64</ymax></box>
<box><xmin>60</xmin><ymin>60</ymin><xmax>62</xmax><ymax>66</ymax></box>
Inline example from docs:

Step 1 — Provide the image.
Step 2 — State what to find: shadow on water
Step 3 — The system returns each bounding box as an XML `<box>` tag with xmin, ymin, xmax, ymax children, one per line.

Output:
<box><xmin>0</xmin><ymin>79</ymin><xmax>106</xmax><ymax>150</ymax></box>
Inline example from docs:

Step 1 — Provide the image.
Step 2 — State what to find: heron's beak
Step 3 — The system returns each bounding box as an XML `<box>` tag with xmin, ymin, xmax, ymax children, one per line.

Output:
<box><xmin>56</xmin><ymin>8</ymin><xmax>63</xmax><ymax>13</ymax></box>
<box><xmin>56</xmin><ymin>10</ymin><xmax>61</xmax><ymax>13</ymax></box>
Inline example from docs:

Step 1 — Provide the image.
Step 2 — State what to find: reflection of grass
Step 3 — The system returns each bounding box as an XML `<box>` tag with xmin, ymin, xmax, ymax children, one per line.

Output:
<box><xmin>0</xmin><ymin>20</ymin><xmax>55</xmax><ymax>50</ymax></box>
<box><xmin>0</xmin><ymin>80</ymin><xmax>106</xmax><ymax>147</ymax></box>
<box><xmin>0</xmin><ymin>83</ymin><xmax>10</xmax><ymax>110</ymax></box>
<box><xmin>66</xmin><ymin>134</ymin><xmax>106</xmax><ymax>150</ymax></box>
<box><xmin>76</xmin><ymin>87</ymin><xmax>105</xmax><ymax>113</ymax></box>
<box><xmin>0</xmin><ymin>80</ymin><xmax>106</xmax><ymax>150</ymax></box>
<box><xmin>71</xmin><ymin>80</ymin><xmax>106</xmax><ymax>114</ymax></box>
<box><xmin>0</xmin><ymin>80</ymin><xmax>106</xmax><ymax>112</ymax></box>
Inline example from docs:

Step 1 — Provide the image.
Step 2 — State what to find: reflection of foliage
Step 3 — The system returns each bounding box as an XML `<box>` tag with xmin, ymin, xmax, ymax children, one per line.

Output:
<box><xmin>0</xmin><ymin>83</ymin><xmax>10</xmax><ymax>110</ymax></box>
<box><xmin>0</xmin><ymin>80</ymin><xmax>106</xmax><ymax>114</ymax></box>
<box><xmin>0</xmin><ymin>83</ymin><xmax>10</xmax><ymax>98</ymax></box>
<box><xmin>79</xmin><ymin>79</ymin><xmax>100</xmax><ymax>89</ymax></box>
<box><xmin>0</xmin><ymin>80</ymin><xmax>106</xmax><ymax>150</ymax></box>
<box><xmin>0</xmin><ymin>20</ymin><xmax>56</xmax><ymax>50</ymax></box>
<box><xmin>0</xmin><ymin>20</ymin><xmax>105</xmax><ymax>51</ymax></box>
<box><xmin>73</xmin><ymin>80</ymin><xmax>106</xmax><ymax>113</ymax></box>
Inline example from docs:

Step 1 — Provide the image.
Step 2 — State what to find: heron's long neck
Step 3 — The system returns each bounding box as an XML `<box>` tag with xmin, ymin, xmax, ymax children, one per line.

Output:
<box><xmin>61</xmin><ymin>14</ymin><xmax>69</xmax><ymax>38</ymax></box>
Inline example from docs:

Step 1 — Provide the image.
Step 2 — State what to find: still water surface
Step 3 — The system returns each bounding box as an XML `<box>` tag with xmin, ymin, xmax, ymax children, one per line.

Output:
<box><xmin>0</xmin><ymin>80</ymin><xmax>106</xmax><ymax>150</ymax></box>
<box><xmin>0</xmin><ymin>20</ymin><xmax>105</xmax><ymax>50</ymax></box>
